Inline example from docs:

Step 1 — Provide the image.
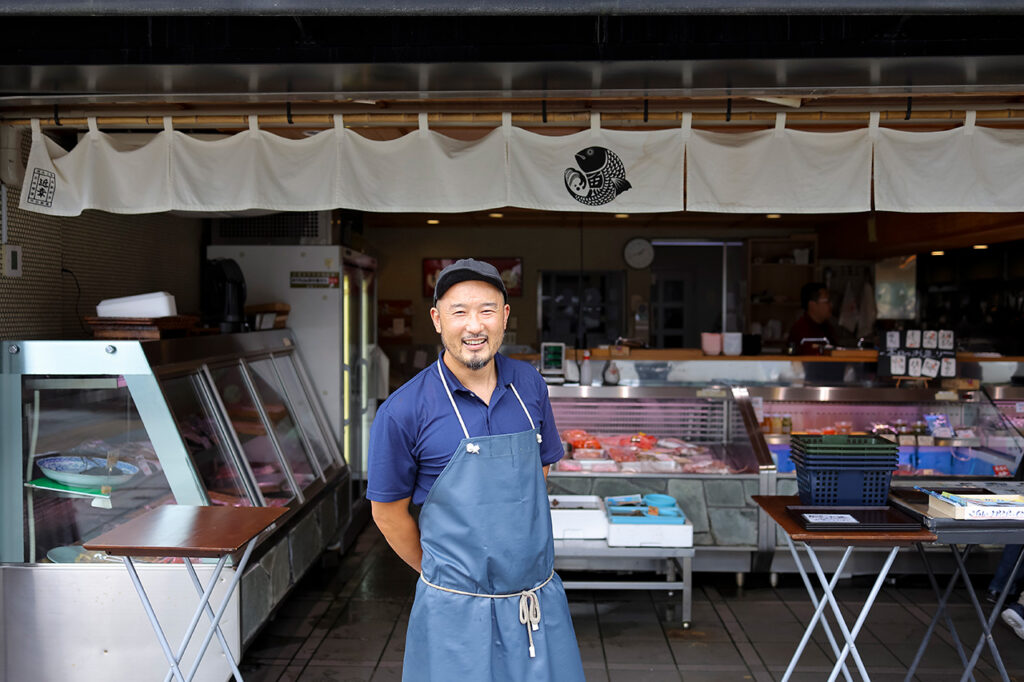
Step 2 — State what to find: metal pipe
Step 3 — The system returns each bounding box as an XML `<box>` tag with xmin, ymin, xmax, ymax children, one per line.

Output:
<box><xmin>6</xmin><ymin>108</ymin><xmax>1024</xmax><ymax>131</ymax></box>
<box><xmin>721</xmin><ymin>242</ymin><xmax>728</xmax><ymax>336</ymax></box>
<box><xmin>3</xmin><ymin>0</ymin><xmax>1024</xmax><ymax>15</ymax></box>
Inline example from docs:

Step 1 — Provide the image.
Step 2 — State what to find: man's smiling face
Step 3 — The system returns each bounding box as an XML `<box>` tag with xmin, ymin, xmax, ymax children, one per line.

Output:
<box><xmin>431</xmin><ymin>279</ymin><xmax>509</xmax><ymax>371</ymax></box>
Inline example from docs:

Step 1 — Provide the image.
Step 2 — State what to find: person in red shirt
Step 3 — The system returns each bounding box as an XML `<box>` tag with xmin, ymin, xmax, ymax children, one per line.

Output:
<box><xmin>788</xmin><ymin>281</ymin><xmax>838</xmax><ymax>355</ymax></box>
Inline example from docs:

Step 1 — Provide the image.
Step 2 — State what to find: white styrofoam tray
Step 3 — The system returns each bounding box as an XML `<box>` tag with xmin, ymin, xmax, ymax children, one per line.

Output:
<box><xmin>96</xmin><ymin>291</ymin><xmax>177</xmax><ymax>318</ymax></box>
<box><xmin>549</xmin><ymin>495</ymin><xmax>608</xmax><ymax>540</ymax></box>
<box><xmin>606</xmin><ymin>516</ymin><xmax>693</xmax><ymax>548</ymax></box>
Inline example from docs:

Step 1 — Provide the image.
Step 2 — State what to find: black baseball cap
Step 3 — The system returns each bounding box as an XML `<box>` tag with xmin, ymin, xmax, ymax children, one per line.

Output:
<box><xmin>433</xmin><ymin>258</ymin><xmax>508</xmax><ymax>306</ymax></box>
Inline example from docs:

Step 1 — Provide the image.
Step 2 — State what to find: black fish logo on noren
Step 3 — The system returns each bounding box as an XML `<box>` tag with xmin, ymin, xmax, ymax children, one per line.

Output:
<box><xmin>563</xmin><ymin>146</ymin><xmax>631</xmax><ymax>206</ymax></box>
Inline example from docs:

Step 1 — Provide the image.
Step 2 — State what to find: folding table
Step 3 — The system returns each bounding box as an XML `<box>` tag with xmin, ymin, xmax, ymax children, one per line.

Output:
<box><xmin>889</xmin><ymin>489</ymin><xmax>1024</xmax><ymax>682</ymax></box>
<box><xmin>753</xmin><ymin>495</ymin><xmax>937</xmax><ymax>682</ymax></box>
<box><xmin>84</xmin><ymin>505</ymin><xmax>288</xmax><ymax>682</ymax></box>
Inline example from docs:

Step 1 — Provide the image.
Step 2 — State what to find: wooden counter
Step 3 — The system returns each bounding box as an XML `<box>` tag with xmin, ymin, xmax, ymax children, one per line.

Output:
<box><xmin>510</xmin><ymin>349</ymin><xmax>1024</xmax><ymax>363</ymax></box>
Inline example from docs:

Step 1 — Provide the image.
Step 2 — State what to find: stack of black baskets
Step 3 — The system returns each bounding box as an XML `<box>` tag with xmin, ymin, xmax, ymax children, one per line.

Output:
<box><xmin>791</xmin><ymin>434</ymin><xmax>900</xmax><ymax>506</ymax></box>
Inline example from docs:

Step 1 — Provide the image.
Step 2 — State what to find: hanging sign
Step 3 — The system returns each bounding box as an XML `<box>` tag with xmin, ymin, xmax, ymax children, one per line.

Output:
<box><xmin>507</xmin><ymin>123</ymin><xmax>684</xmax><ymax>212</ymax></box>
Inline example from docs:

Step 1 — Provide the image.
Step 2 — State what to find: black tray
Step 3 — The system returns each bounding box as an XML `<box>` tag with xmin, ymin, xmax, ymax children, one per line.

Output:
<box><xmin>889</xmin><ymin>487</ymin><xmax>996</xmax><ymax>506</ymax></box>
<box><xmin>786</xmin><ymin>504</ymin><xmax>923</xmax><ymax>531</ymax></box>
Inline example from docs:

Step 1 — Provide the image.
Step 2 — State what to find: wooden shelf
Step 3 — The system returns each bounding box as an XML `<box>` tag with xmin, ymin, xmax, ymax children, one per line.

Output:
<box><xmin>747</xmin><ymin>235</ymin><xmax>819</xmax><ymax>339</ymax></box>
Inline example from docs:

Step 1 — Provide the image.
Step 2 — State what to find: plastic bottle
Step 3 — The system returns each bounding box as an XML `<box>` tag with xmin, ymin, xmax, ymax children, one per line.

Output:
<box><xmin>579</xmin><ymin>350</ymin><xmax>593</xmax><ymax>386</ymax></box>
<box><xmin>603</xmin><ymin>360</ymin><xmax>621</xmax><ymax>385</ymax></box>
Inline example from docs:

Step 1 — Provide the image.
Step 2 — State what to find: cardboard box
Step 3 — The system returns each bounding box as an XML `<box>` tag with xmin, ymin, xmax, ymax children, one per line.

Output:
<box><xmin>927</xmin><ymin>494</ymin><xmax>1024</xmax><ymax>520</ymax></box>
<box><xmin>549</xmin><ymin>495</ymin><xmax>608</xmax><ymax>539</ymax></box>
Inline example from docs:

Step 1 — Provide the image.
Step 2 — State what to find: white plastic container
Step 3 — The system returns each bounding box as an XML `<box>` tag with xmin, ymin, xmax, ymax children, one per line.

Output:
<box><xmin>549</xmin><ymin>495</ymin><xmax>609</xmax><ymax>539</ymax></box>
<box><xmin>605</xmin><ymin>500</ymin><xmax>694</xmax><ymax>547</ymax></box>
<box><xmin>96</xmin><ymin>291</ymin><xmax>177</xmax><ymax>318</ymax></box>
<box><xmin>606</xmin><ymin>518</ymin><xmax>693</xmax><ymax>547</ymax></box>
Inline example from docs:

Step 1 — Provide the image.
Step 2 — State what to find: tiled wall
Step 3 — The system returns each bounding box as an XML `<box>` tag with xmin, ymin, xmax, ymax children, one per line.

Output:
<box><xmin>0</xmin><ymin>184</ymin><xmax>203</xmax><ymax>340</ymax></box>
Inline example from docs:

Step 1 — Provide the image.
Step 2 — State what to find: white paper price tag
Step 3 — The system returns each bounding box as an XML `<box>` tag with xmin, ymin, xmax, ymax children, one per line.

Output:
<box><xmin>890</xmin><ymin>354</ymin><xmax>906</xmax><ymax>375</ymax></box>
<box><xmin>803</xmin><ymin>513</ymin><xmax>858</xmax><ymax>524</ymax></box>
<box><xmin>751</xmin><ymin>396</ymin><xmax>764</xmax><ymax>423</ymax></box>
<box><xmin>697</xmin><ymin>388</ymin><xmax>726</xmax><ymax>399</ymax></box>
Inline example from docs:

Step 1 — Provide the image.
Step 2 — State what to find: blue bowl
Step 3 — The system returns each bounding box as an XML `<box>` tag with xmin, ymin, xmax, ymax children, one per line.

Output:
<box><xmin>643</xmin><ymin>493</ymin><xmax>677</xmax><ymax>507</ymax></box>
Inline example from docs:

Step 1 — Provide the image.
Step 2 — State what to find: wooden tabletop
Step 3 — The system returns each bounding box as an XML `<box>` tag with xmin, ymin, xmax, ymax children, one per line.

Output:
<box><xmin>753</xmin><ymin>495</ymin><xmax>937</xmax><ymax>547</ymax></box>
<box><xmin>83</xmin><ymin>505</ymin><xmax>288</xmax><ymax>558</ymax></box>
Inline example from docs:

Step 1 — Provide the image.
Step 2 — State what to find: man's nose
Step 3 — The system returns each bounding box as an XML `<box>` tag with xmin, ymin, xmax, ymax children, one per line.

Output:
<box><xmin>465</xmin><ymin>313</ymin><xmax>485</xmax><ymax>333</ymax></box>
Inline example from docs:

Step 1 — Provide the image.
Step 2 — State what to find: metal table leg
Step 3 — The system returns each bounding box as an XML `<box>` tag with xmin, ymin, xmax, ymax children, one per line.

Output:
<box><xmin>681</xmin><ymin>555</ymin><xmax>692</xmax><ymax>628</ymax></box>
<box><xmin>655</xmin><ymin>554</ymin><xmax>692</xmax><ymax>628</ymax></box>
<box><xmin>953</xmin><ymin>543</ymin><xmax>1024</xmax><ymax>682</ymax></box>
<box><xmin>122</xmin><ymin>539</ymin><xmax>255</xmax><ymax>682</ymax></box>
<box><xmin>781</xmin><ymin>541</ymin><xmax>857</xmax><ymax>682</ymax></box>
<box><xmin>904</xmin><ymin>544</ymin><xmax>977</xmax><ymax>682</ymax></box>
<box><xmin>801</xmin><ymin>544</ymin><xmax>871</xmax><ymax>682</ymax></box>
<box><xmin>181</xmin><ymin>558</ymin><xmax>245</xmax><ymax>682</ymax></box>
<box><xmin>782</xmin><ymin>536</ymin><xmax>854</xmax><ymax>682</ymax></box>
<box><xmin>904</xmin><ymin>543</ymin><xmax>975</xmax><ymax>682</ymax></box>
<box><xmin>811</xmin><ymin>544</ymin><xmax>901</xmax><ymax>682</ymax></box>
<box><xmin>122</xmin><ymin>556</ymin><xmax>187</xmax><ymax>682</ymax></box>
<box><xmin>160</xmin><ymin>555</ymin><xmax>230</xmax><ymax>682</ymax></box>
<box><xmin>157</xmin><ymin>553</ymin><xmax>244</xmax><ymax>682</ymax></box>
<box><xmin>183</xmin><ymin>538</ymin><xmax>258</xmax><ymax>682</ymax></box>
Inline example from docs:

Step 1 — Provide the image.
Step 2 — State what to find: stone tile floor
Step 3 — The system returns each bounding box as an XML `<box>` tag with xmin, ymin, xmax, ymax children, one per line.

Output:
<box><xmin>241</xmin><ymin>522</ymin><xmax>1024</xmax><ymax>681</ymax></box>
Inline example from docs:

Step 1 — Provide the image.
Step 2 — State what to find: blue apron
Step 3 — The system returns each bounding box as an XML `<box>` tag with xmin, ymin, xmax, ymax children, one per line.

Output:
<box><xmin>402</xmin><ymin>362</ymin><xmax>585</xmax><ymax>681</ymax></box>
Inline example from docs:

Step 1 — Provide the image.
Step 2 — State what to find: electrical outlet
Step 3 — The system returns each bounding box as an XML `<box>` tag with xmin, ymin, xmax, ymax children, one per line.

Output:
<box><xmin>1</xmin><ymin>244</ymin><xmax>22</xmax><ymax>277</ymax></box>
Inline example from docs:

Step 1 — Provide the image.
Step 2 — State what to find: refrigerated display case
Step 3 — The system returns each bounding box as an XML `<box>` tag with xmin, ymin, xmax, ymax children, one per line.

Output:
<box><xmin>543</xmin><ymin>364</ymin><xmax>1024</xmax><ymax>575</ymax></box>
<box><xmin>751</xmin><ymin>386</ymin><xmax>1024</xmax><ymax>480</ymax></box>
<box><xmin>206</xmin><ymin>245</ymin><xmax>381</xmax><ymax>501</ymax></box>
<box><xmin>0</xmin><ymin>330</ymin><xmax>350</xmax><ymax>681</ymax></box>
<box><xmin>746</xmin><ymin>384</ymin><xmax>1024</xmax><ymax>576</ymax></box>
<box><xmin>546</xmin><ymin>384</ymin><xmax>771</xmax><ymax>572</ymax></box>
<box><xmin>984</xmin><ymin>385</ymin><xmax>1024</xmax><ymax>457</ymax></box>
<box><xmin>342</xmin><ymin>249</ymin><xmax>378</xmax><ymax>500</ymax></box>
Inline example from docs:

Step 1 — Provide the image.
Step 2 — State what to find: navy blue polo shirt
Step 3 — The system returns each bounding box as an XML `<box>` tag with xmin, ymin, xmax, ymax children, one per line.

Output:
<box><xmin>367</xmin><ymin>352</ymin><xmax>563</xmax><ymax>505</ymax></box>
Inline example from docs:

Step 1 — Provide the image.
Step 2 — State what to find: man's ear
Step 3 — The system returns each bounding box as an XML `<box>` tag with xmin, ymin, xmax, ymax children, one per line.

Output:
<box><xmin>430</xmin><ymin>307</ymin><xmax>442</xmax><ymax>334</ymax></box>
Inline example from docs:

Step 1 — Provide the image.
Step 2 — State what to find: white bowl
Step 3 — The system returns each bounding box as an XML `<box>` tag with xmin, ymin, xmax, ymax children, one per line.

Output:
<box><xmin>37</xmin><ymin>455</ymin><xmax>139</xmax><ymax>489</ymax></box>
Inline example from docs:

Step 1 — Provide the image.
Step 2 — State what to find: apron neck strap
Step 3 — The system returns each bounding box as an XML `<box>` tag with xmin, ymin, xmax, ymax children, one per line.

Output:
<box><xmin>508</xmin><ymin>384</ymin><xmax>536</xmax><ymax>430</ymax></box>
<box><xmin>438</xmin><ymin>360</ymin><xmax>471</xmax><ymax>439</ymax></box>
<box><xmin>436</xmin><ymin>359</ymin><xmax>536</xmax><ymax>437</ymax></box>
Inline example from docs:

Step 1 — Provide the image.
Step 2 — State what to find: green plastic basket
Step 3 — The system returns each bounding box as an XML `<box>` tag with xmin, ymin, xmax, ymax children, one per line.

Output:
<box><xmin>791</xmin><ymin>434</ymin><xmax>898</xmax><ymax>454</ymax></box>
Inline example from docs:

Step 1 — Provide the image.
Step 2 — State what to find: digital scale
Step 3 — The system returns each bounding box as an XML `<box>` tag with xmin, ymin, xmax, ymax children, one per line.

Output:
<box><xmin>540</xmin><ymin>342</ymin><xmax>567</xmax><ymax>385</ymax></box>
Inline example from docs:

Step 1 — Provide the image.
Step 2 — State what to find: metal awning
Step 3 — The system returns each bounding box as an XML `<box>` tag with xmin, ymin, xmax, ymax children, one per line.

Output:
<box><xmin>4</xmin><ymin>57</ymin><xmax>1024</xmax><ymax>108</ymax></box>
<box><xmin>4</xmin><ymin>0</ymin><xmax>1024</xmax><ymax>15</ymax></box>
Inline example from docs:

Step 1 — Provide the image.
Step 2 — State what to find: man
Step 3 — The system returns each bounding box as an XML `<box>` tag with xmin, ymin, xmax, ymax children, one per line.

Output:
<box><xmin>368</xmin><ymin>259</ymin><xmax>585</xmax><ymax>682</ymax></box>
<box><xmin>1002</xmin><ymin>594</ymin><xmax>1024</xmax><ymax>641</ymax></box>
<box><xmin>788</xmin><ymin>281</ymin><xmax>839</xmax><ymax>355</ymax></box>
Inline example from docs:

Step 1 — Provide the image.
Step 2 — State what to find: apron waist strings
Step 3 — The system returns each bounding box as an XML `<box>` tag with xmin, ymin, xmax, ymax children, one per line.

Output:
<box><xmin>419</xmin><ymin>570</ymin><xmax>555</xmax><ymax>658</ymax></box>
